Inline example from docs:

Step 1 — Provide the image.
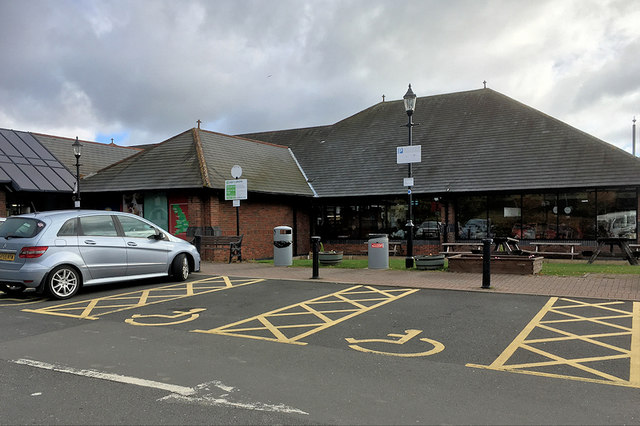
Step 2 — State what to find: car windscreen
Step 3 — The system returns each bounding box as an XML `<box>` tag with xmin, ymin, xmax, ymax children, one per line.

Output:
<box><xmin>0</xmin><ymin>217</ymin><xmax>46</xmax><ymax>238</ymax></box>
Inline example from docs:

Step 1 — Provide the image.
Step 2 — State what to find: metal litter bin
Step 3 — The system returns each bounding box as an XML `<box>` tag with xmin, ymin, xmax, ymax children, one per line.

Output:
<box><xmin>368</xmin><ymin>233</ymin><xmax>389</xmax><ymax>269</ymax></box>
<box><xmin>273</xmin><ymin>226</ymin><xmax>293</xmax><ymax>266</ymax></box>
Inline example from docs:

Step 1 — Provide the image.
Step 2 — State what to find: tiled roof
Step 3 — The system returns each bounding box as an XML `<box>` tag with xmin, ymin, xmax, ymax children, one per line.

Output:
<box><xmin>34</xmin><ymin>133</ymin><xmax>141</xmax><ymax>177</ymax></box>
<box><xmin>82</xmin><ymin>128</ymin><xmax>314</xmax><ymax>196</ymax></box>
<box><xmin>241</xmin><ymin>89</ymin><xmax>640</xmax><ymax>197</ymax></box>
<box><xmin>0</xmin><ymin>129</ymin><xmax>76</xmax><ymax>192</ymax></box>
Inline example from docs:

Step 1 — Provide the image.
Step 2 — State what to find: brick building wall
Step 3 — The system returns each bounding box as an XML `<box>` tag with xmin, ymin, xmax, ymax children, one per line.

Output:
<box><xmin>0</xmin><ymin>189</ymin><xmax>6</xmax><ymax>217</ymax></box>
<box><xmin>188</xmin><ymin>193</ymin><xmax>311</xmax><ymax>262</ymax></box>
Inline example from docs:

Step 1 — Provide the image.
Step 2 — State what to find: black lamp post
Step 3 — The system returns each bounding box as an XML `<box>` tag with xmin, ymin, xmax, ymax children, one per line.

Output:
<box><xmin>403</xmin><ymin>84</ymin><xmax>417</xmax><ymax>269</ymax></box>
<box><xmin>72</xmin><ymin>136</ymin><xmax>82</xmax><ymax>208</ymax></box>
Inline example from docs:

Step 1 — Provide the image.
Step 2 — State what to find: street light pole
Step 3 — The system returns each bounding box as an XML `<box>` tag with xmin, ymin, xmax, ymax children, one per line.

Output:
<box><xmin>72</xmin><ymin>137</ymin><xmax>82</xmax><ymax>208</ymax></box>
<box><xmin>403</xmin><ymin>84</ymin><xmax>417</xmax><ymax>269</ymax></box>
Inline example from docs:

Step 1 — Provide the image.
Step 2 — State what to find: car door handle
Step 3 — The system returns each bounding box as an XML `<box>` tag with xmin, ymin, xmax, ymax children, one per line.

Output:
<box><xmin>127</xmin><ymin>241</ymin><xmax>138</xmax><ymax>247</ymax></box>
<box><xmin>84</xmin><ymin>240</ymin><xmax>97</xmax><ymax>245</ymax></box>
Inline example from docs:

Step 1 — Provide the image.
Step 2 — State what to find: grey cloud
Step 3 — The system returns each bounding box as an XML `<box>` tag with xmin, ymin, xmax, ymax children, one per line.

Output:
<box><xmin>0</xmin><ymin>0</ymin><xmax>638</xmax><ymax>150</ymax></box>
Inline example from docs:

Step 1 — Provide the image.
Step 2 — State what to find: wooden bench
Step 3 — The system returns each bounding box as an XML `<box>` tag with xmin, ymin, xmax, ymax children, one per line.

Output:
<box><xmin>440</xmin><ymin>242</ymin><xmax>482</xmax><ymax>256</ymax></box>
<box><xmin>529</xmin><ymin>242</ymin><xmax>581</xmax><ymax>260</ymax></box>
<box><xmin>192</xmin><ymin>235</ymin><xmax>243</xmax><ymax>263</ymax></box>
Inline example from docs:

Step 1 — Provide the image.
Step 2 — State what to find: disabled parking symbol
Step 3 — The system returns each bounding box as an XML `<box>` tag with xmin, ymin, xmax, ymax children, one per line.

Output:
<box><xmin>346</xmin><ymin>329</ymin><xmax>444</xmax><ymax>357</ymax></box>
<box><xmin>125</xmin><ymin>308</ymin><xmax>206</xmax><ymax>326</ymax></box>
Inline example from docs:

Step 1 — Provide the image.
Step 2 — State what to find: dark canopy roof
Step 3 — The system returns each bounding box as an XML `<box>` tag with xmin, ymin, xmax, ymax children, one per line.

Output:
<box><xmin>0</xmin><ymin>129</ymin><xmax>76</xmax><ymax>192</ymax></box>
<box><xmin>242</xmin><ymin>88</ymin><xmax>640</xmax><ymax>197</ymax></box>
<box><xmin>82</xmin><ymin>128</ymin><xmax>315</xmax><ymax>196</ymax></box>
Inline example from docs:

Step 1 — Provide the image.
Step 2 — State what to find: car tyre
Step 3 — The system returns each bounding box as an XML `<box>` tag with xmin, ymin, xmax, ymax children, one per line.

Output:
<box><xmin>0</xmin><ymin>283</ymin><xmax>26</xmax><ymax>296</ymax></box>
<box><xmin>46</xmin><ymin>265</ymin><xmax>80</xmax><ymax>300</ymax></box>
<box><xmin>171</xmin><ymin>254</ymin><xmax>189</xmax><ymax>281</ymax></box>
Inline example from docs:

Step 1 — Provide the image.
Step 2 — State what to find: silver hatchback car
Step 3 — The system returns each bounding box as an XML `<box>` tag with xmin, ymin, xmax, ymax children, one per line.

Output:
<box><xmin>0</xmin><ymin>210</ymin><xmax>201</xmax><ymax>300</ymax></box>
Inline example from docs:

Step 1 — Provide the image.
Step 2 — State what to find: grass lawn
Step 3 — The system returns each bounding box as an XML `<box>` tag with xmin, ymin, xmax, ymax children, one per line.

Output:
<box><xmin>257</xmin><ymin>258</ymin><xmax>640</xmax><ymax>276</ymax></box>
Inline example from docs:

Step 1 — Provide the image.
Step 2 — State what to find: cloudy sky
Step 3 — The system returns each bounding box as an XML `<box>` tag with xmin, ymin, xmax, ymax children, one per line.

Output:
<box><xmin>1</xmin><ymin>0</ymin><xmax>639</xmax><ymax>152</ymax></box>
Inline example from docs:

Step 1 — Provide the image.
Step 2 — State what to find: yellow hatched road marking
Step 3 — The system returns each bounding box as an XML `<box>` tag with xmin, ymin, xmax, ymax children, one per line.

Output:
<box><xmin>192</xmin><ymin>285</ymin><xmax>418</xmax><ymax>345</ymax></box>
<box><xmin>22</xmin><ymin>276</ymin><xmax>264</xmax><ymax>320</ymax></box>
<box><xmin>468</xmin><ymin>297</ymin><xmax>640</xmax><ymax>388</ymax></box>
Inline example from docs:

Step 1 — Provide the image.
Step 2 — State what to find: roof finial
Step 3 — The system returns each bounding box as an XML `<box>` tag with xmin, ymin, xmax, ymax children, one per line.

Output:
<box><xmin>483</xmin><ymin>80</ymin><xmax>487</xmax><ymax>89</ymax></box>
<box><xmin>633</xmin><ymin>116</ymin><xmax>637</xmax><ymax>157</ymax></box>
<box><xmin>196</xmin><ymin>119</ymin><xmax>202</xmax><ymax>129</ymax></box>
<box><xmin>382</xmin><ymin>94</ymin><xmax>386</xmax><ymax>102</ymax></box>
<box><xmin>110</xmin><ymin>138</ymin><xmax>114</xmax><ymax>145</ymax></box>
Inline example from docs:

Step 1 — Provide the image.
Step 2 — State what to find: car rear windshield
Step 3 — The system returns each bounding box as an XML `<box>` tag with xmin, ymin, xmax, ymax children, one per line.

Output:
<box><xmin>0</xmin><ymin>218</ymin><xmax>46</xmax><ymax>238</ymax></box>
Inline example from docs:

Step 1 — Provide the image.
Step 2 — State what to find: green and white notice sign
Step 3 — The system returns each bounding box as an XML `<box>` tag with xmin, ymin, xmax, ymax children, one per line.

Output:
<box><xmin>225</xmin><ymin>179</ymin><xmax>248</xmax><ymax>200</ymax></box>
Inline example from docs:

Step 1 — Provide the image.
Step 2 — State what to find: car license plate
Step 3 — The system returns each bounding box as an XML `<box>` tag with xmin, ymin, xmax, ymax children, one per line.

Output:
<box><xmin>0</xmin><ymin>253</ymin><xmax>15</xmax><ymax>261</ymax></box>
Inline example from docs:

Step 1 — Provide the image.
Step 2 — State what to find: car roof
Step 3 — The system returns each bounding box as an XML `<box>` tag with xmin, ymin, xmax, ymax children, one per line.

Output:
<box><xmin>15</xmin><ymin>209</ymin><xmax>129</xmax><ymax>221</ymax></box>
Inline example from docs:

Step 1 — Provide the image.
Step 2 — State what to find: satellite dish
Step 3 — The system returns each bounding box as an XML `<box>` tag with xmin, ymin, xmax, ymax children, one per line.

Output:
<box><xmin>231</xmin><ymin>165</ymin><xmax>242</xmax><ymax>178</ymax></box>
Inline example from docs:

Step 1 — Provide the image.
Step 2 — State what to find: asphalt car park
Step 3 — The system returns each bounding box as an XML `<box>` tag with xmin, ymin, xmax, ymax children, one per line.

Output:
<box><xmin>1</xmin><ymin>273</ymin><xmax>639</xmax><ymax>424</ymax></box>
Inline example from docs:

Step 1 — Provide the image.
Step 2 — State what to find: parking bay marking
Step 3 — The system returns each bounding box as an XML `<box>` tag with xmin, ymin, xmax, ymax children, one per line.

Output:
<box><xmin>468</xmin><ymin>297</ymin><xmax>640</xmax><ymax>389</ymax></box>
<box><xmin>0</xmin><ymin>296</ymin><xmax>48</xmax><ymax>306</ymax></box>
<box><xmin>193</xmin><ymin>285</ymin><xmax>418</xmax><ymax>345</ymax></box>
<box><xmin>22</xmin><ymin>276</ymin><xmax>264</xmax><ymax>320</ymax></box>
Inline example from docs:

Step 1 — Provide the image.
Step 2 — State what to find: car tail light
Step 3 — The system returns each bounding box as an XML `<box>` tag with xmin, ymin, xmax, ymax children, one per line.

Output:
<box><xmin>19</xmin><ymin>246</ymin><xmax>48</xmax><ymax>258</ymax></box>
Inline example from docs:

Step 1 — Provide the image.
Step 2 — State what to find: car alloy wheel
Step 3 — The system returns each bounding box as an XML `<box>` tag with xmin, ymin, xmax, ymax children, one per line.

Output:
<box><xmin>47</xmin><ymin>265</ymin><xmax>80</xmax><ymax>300</ymax></box>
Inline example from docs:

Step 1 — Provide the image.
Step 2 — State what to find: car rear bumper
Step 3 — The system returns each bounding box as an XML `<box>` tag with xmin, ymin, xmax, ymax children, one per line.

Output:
<box><xmin>0</xmin><ymin>263</ymin><xmax>49</xmax><ymax>289</ymax></box>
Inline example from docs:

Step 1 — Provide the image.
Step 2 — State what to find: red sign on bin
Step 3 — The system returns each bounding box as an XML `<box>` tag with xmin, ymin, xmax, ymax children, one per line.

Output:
<box><xmin>371</xmin><ymin>243</ymin><xmax>384</xmax><ymax>248</ymax></box>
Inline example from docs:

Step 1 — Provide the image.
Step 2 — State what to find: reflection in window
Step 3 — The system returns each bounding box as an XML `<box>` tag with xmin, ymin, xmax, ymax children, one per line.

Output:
<box><xmin>521</xmin><ymin>194</ymin><xmax>557</xmax><ymax>239</ymax></box>
<box><xmin>457</xmin><ymin>196</ymin><xmax>487</xmax><ymax>239</ymax></box>
<box><xmin>597</xmin><ymin>190</ymin><xmax>636</xmax><ymax>239</ymax></box>
<box><xmin>79</xmin><ymin>215</ymin><xmax>118</xmax><ymax>237</ymax></box>
<box><xmin>489</xmin><ymin>194</ymin><xmax>521</xmax><ymax>238</ymax></box>
<box><xmin>557</xmin><ymin>192</ymin><xmax>595</xmax><ymax>239</ymax></box>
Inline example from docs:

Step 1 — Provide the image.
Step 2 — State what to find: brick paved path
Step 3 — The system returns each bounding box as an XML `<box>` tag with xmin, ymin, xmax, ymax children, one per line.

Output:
<box><xmin>200</xmin><ymin>262</ymin><xmax>640</xmax><ymax>301</ymax></box>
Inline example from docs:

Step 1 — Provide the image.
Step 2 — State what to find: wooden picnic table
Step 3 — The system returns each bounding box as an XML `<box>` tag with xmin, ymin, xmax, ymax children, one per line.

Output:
<box><xmin>588</xmin><ymin>237</ymin><xmax>638</xmax><ymax>265</ymax></box>
<box><xmin>492</xmin><ymin>237</ymin><xmax>521</xmax><ymax>254</ymax></box>
<box><xmin>530</xmin><ymin>241</ymin><xmax>581</xmax><ymax>260</ymax></box>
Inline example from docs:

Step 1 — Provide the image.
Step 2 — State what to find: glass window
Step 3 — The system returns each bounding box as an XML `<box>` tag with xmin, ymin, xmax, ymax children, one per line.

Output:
<box><xmin>79</xmin><ymin>215</ymin><xmax>118</xmax><ymax>237</ymax></box>
<box><xmin>557</xmin><ymin>192</ymin><xmax>595</xmax><ymax>239</ymax></box>
<box><xmin>521</xmin><ymin>193</ymin><xmax>557</xmax><ymax>239</ymax></box>
<box><xmin>0</xmin><ymin>218</ymin><xmax>46</xmax><ymax>238</ymax></box>
<box><xmin>57</xmin><ymin>218</ymin><xmax>77</xmax><ymax>237</ymax></box>
<box><xmin>414</xmin><ymin>197</ymin><xmax>443</xmax><ymax>240</ymax></box>
<box><xmin>597</xmin><ymin>190</ymin><xmax>637</xmax><ymax>239</ymax></box>
<box><xmin>488</xmin><ymin>194</ymin><xmax>521</xmax><ymax>238</ymax></box>
<box><xmin>360</xmin><ymin>205</ymin><xmax>386</xmax><ymax>238</ymax></box>
<box><xmin>457</xmin><ymin>196</ymin><xmax>487</xmax><ymax>239</ymax></box>
<box><xmin>388</xmin><ymin>199</ymin><xmax>408</xmax><ymax>239</ymax></box>
<box><xmin>317</xmin><ymin>205</ymin><xmax>360</xmax><ymax>239</ymax></box>
<box><xmin>118</xmin><ymin>216</ymin><xmax>159</xmax><ymax>239</ymax></box>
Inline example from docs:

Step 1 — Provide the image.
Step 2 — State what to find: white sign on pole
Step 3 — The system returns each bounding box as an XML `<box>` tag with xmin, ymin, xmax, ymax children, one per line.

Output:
<box><xmin>403</xmin><ymin>177</ymin><xmax>414</xmax><ymax>187</ymax></box>
<box><xmin>231</xmin><ymin>165</ymin><xmax>243</xmax><ymax>178</ymax></box>
<box><xmin>225</xmin><ymin>179</ymin><xmax>248</xmax><ymax>200</ymax></box>
<box><xmin>396</xmin><ymin>145</ymin><xmax>422</xmax><ymax>164</ymax></box>
<box><xmin>233</xmin><ymin>199</ymin><xmax>240</xmax><ymax>207</ymax></box>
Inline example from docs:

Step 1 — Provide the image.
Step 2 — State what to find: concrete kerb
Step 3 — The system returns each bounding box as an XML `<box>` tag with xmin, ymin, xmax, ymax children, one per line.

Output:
<box><xmin>199</xmin><ymin>261</ymin><xmax>640</xmax><ymax>301</ymax></box>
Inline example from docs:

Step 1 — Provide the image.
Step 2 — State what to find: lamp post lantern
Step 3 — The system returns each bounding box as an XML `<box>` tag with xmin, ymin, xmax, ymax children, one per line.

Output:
<box><xmin>403</xmin><ymin>84</ymin><xmax>417</xmax><ymax>269</ymax></box>
<box><xmin>72</xmin><ymin>136</ymin><xmax>82</xmax><ymax>208</ymax></box>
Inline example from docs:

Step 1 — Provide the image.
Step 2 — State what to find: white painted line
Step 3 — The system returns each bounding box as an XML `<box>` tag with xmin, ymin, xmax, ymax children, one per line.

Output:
<box><xmin>159</xmin><ymin>381</ymin><xmax>309</xmax><ymax>415</ymax></box>
<box><xmin>12</xmin><ymin>359</ymin><xmax>309</xmax><ymax>415</ymax></box>
<box><xmin>12</xmin><ymin>359</ymin><xmax>196</xmax><ymax>396</ymax></box>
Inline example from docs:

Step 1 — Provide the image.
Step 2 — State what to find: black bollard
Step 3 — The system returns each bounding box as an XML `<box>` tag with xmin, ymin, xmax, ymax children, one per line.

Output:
<box><xmin>482</xmin><ymin>238</ymin><xmax>492</xmax><ymax>289</ymax></box>
<box><xmin>311</xmin><ymin>236</ymin><xmax>320</xmax><ymax>279</ymax></box>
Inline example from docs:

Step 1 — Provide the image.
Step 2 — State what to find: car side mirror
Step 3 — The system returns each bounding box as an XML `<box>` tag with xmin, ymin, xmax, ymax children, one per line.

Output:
<box><xmin>148</xmin><ymin>229</ymin><xmax>164</xmax><ymax>240</ymax></box>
